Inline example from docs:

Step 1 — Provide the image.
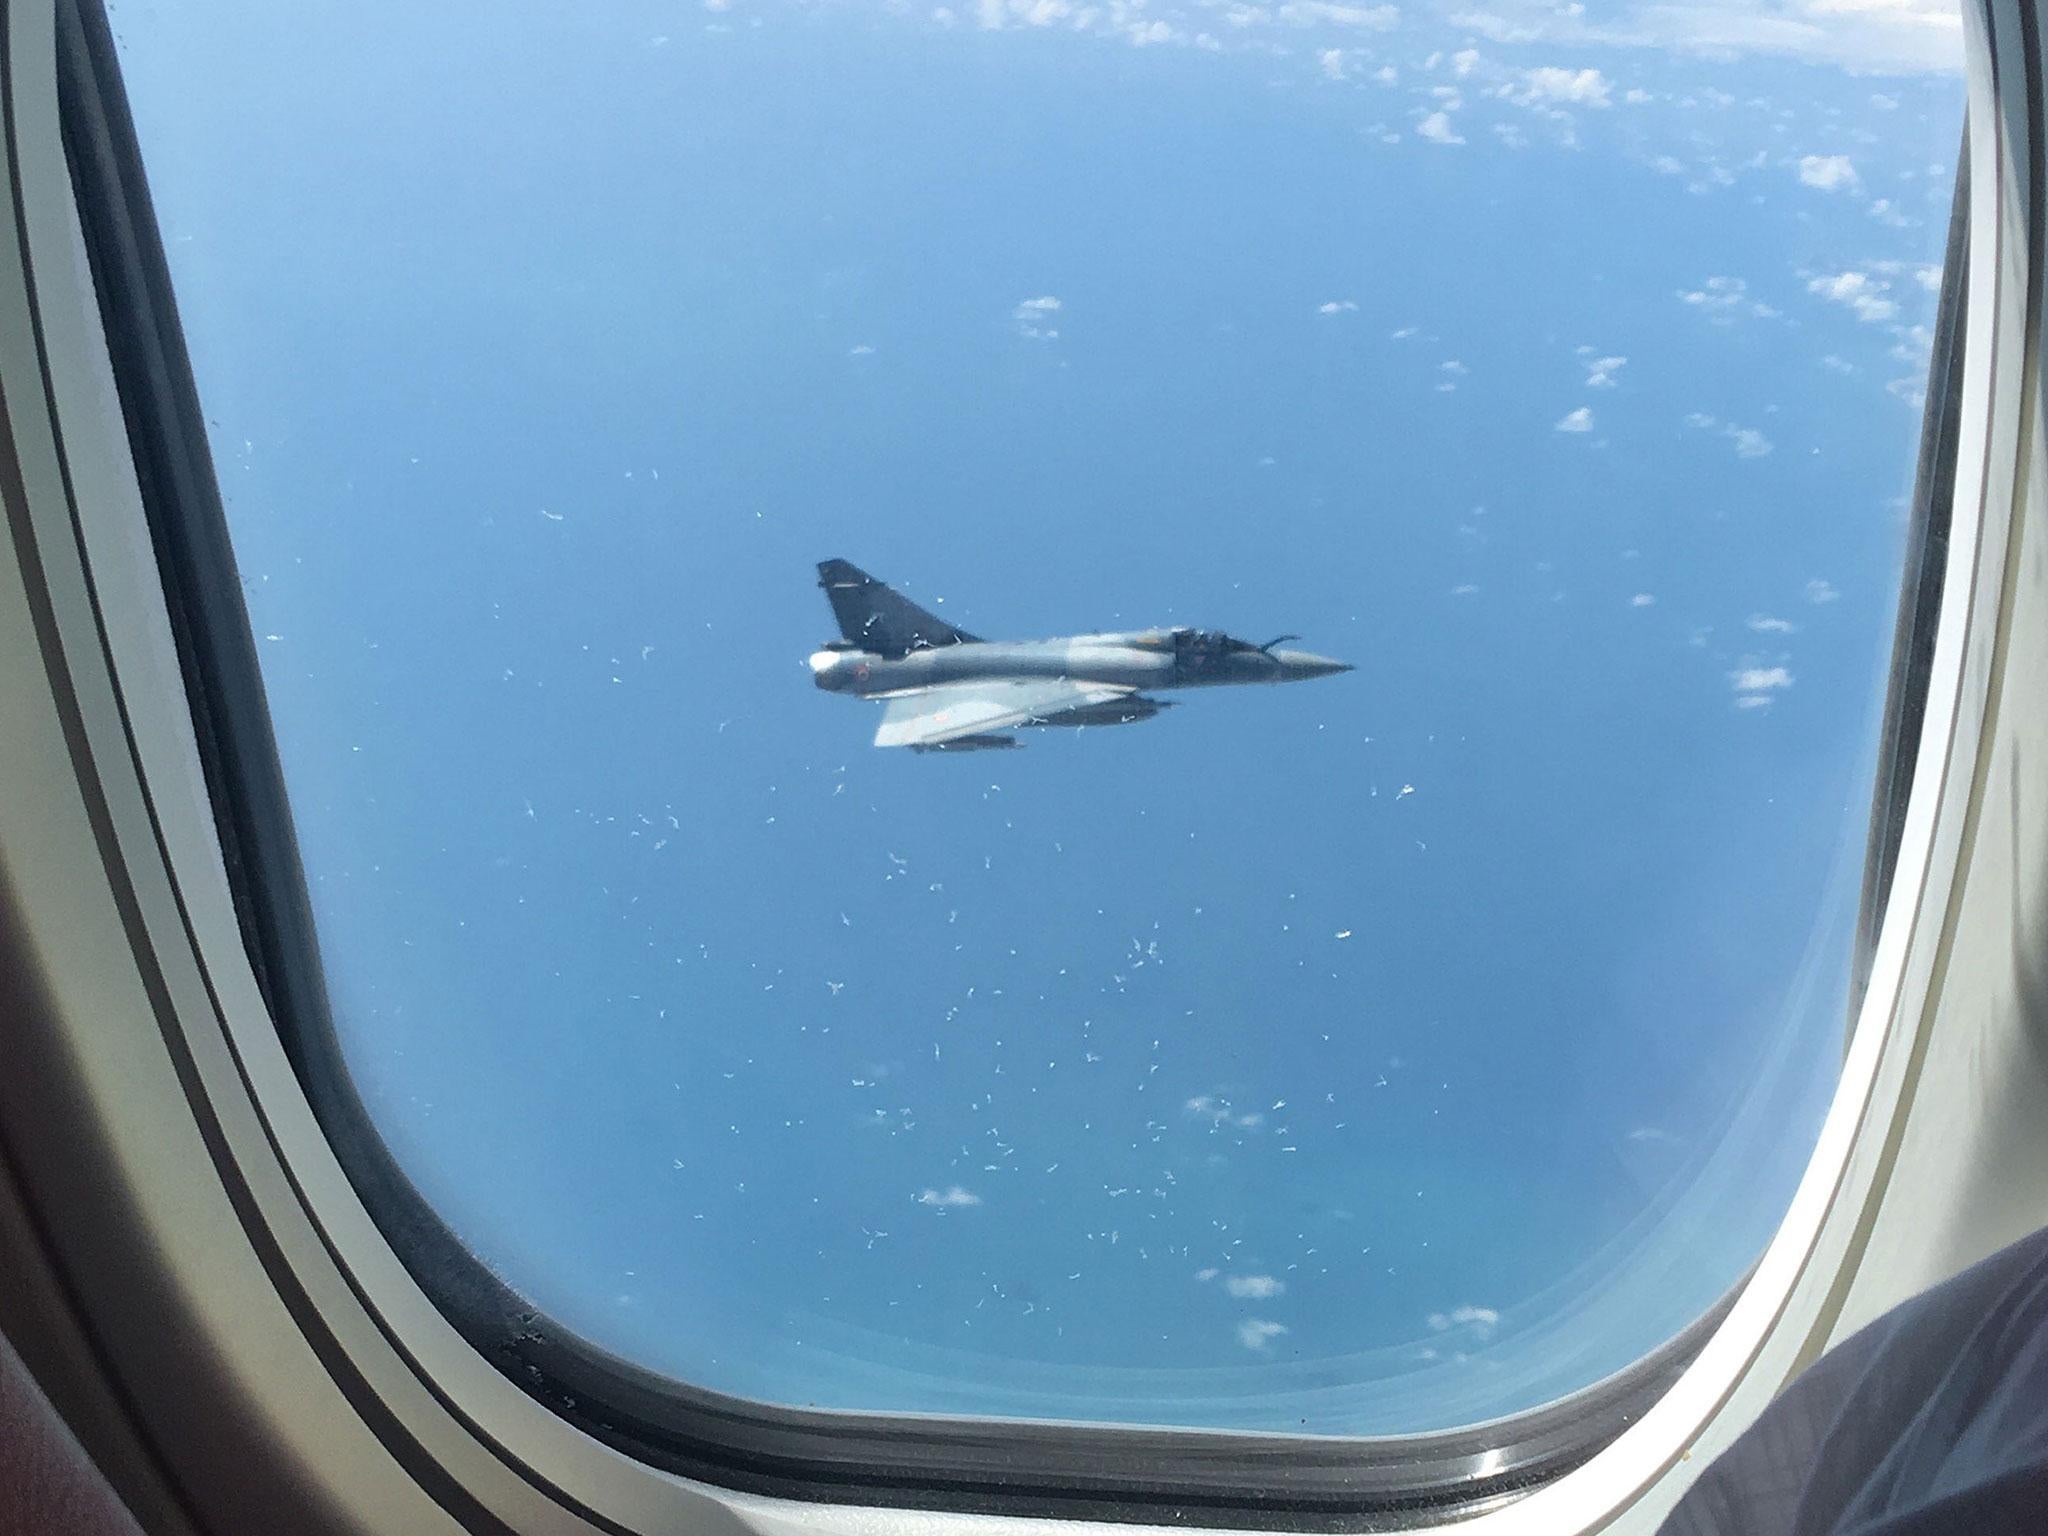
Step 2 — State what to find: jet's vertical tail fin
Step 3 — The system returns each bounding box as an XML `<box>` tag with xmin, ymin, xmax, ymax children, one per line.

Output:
<box><xmin>817</xmin><ymin>559</ymin><xmax>979</xmax><ymax>657</ymax></box>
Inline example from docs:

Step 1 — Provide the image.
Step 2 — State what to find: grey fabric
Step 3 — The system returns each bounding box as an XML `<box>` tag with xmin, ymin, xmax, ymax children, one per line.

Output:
<box><xmin>1662</xmin><ymin>1227</ymin><xmax>2048</xmax><ymax>1536</ymax></box>
<box><xmin>0</xmin><ymin>1325</ymin><xmax>145</xmax><ymax>1536</ymax></box>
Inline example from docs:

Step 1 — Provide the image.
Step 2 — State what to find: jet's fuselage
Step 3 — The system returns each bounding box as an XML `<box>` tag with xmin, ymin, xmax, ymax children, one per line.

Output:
<box><xmin>809</xmin><ymin>629</ymin><xmax>1349</xmax><ymax>696</ymax></box>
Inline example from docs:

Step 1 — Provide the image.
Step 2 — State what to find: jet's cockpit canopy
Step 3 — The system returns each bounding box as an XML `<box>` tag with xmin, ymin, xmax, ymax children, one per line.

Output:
<box><xmin>1172</xmin><ymin>627</ymin><xmax>1263</xmax><ymax>655</ymax></box>
<box><xmin>1176</xmin><ymin>627</ymin><xmax>1307</xmax><ymax>653</ymax></box>
<box><xmin>1123</xmin><ymin>628</ymin><xmax>1297</xmax><ymax>656</ymax></box>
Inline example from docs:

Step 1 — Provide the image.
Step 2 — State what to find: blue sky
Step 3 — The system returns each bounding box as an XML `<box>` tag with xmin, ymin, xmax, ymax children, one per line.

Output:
<box><xmin>115</xmin><ymin>0</ymin><xmax>1962</xmax><ymax>1433</ymax></box>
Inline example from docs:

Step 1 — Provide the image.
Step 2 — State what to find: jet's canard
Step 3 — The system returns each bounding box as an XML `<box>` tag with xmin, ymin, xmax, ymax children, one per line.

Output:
<box><xmin>811</xmin><ymin>559</ymin><xmax>1352</xmax><ymax>751</ymax></box>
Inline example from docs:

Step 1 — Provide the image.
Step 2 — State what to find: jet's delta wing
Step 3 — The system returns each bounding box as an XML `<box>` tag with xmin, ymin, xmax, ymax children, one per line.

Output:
<box><xmin>819</xmin><ymin>558</ymin><xmax>978</xmax><ymax>657</ymax></box>
<box><xmin>874</xmin><ymin>679</ymin><xmax>1137</xmax><ymax>749</ymax></box>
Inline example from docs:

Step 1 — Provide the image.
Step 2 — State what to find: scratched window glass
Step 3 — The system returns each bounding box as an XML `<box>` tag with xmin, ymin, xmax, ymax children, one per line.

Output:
<box><xmin>113</xmin><ymin>0</ymin><xmax>1964</xmax><ymax>1431</ymax></box>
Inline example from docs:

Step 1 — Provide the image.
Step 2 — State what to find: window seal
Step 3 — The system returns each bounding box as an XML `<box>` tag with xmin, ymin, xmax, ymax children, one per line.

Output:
<box><xmin>1850</xmin><ymin>130</ymin><xmax>1971</xmax><ymax>1027</ymax></box>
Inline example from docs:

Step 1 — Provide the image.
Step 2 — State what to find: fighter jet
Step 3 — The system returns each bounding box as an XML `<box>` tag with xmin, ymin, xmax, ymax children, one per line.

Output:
<box><xmin>809</xmin><ymin>558</ymin><xmax>1353</xmax><ymax>752</ymax></box>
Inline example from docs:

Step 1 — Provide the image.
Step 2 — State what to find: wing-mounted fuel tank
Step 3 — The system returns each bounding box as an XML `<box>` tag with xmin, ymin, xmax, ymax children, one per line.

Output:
<box><xmin>909</xmin><ymin>734</ymin><xmax>1024</xmax><ymax>753</ymax></box>
<box><xmin>1033</xmin><ymin>696</ymin><xmax>1173</xmax><ymax>727</ymax></box>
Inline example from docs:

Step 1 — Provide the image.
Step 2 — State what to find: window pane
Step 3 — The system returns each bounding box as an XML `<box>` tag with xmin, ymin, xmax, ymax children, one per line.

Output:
<box><xmin>111</xmin><ymin>0</ymin><xmax>1964</xmax><ymax>1434</ymax></box>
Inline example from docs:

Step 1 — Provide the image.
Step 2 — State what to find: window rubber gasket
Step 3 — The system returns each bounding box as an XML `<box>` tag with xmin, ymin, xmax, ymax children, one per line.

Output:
<box><xmin>1849</xmin><ymin>133</ymin><xmax>1970</xmax><ymax>1034</ymax></box>
<box><xmin>47</xmin><ymin>0</ymin><xmax>1971</xmax><ymax>1524</ymax></box>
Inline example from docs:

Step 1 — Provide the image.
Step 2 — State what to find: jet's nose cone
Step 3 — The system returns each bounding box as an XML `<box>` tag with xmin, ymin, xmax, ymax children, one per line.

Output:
<box><xmin>1270</xmin><ymin>648</ymin><xmax>1354</xmax><ymax>681</ymax></box>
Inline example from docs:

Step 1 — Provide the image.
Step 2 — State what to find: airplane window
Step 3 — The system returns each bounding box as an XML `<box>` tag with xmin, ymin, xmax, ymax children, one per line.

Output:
<box><xmin>100</xmin><ymin>0</ymin><xmax>1965</xmax><ymax>1464</ymax></box>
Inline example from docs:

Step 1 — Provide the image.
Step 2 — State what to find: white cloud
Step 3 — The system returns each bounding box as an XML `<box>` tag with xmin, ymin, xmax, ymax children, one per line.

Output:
<box><xmin>1448</xmin><ymin>8</ymin><xmax>1539</xmax><ymax>42</ymax></box>
<box><xmin>1451</xmin><ymin>46</ymin><xmax>1481</xmax><ymax>74</ymax></box>
<box><xmin>1416</xmin><ymin>110</ymin><xmax>1465</xmax><ymax>144</ymax></box>
<box><xmin>1447</xmin><ymin>0</ymin><xmax>1961</xmax><ymax>76</ymax></box>
<box><xmin>1808</xmin><ymin>270</ymin><xmax>1897</xmax><ymax>323</ymax></box>
<box><xmin>1915</xmin><ymin>264</ymin><xmax>1944</xmax><ymax>292</ymax></box>
<box><xmin>1685</xmin><ymin>411</ymin><xmax>1773</xmax><ymax>457</ymax></box>
<box><xmin>1891</xmin><ymin>322</ymin><xmax>1935</xmax><ymax>361</ymax></box>
<box><xmin>1630</xmin><ymin>592</ymin><xmax>1656</xmax><ymax>607</ymax></box>
<box><xmin>1678</xmin><ymin>275</ymin><xmax>1777</xmax><ymax>322</ymax></box>
<box><xmin>1186</xmin><ymin>1094</ymin><xmax>1264</xmax><ymax>1130</ymax></box>
<box><xmin>1731</xmin><ymin>665</ymin><xmax>1794</xmax><ymax>692</ymax></box>
<box><xmin>1806</xmin><ymin>577</ymin><xmax>1840</xmax><ymax>604</ymax></box>
<box><xmin>1225</xmin><ymin>1274</ymin><xmax>1286</xmax><ymax>1298</ymax></box>
<box><xmin>1555</xmin><ymin>406</ymin><xmax>1594</xmax><ymax>432</ymax></box>
<box><xmin>1441</xmin><ymin>359</ymin><xmax>1469</xmax><ymax>375</ymax></box>
<box><xmin>1318</xmin><ymin>299</ymin><xmax>1359</xmax><ymax>314</ymax></box>
<box><xmin>974</xmin><ymin>0</ymin><xmax>1082</xmax><ymax>27</ymax></box>
<box><xmin>1509</xmin><ymin>64</ymin><xmax>1612</xmax><ymax>106</ymax></box>
<box><xmin>1584</xmin><ymin>354</ymin><xmax>1627</xmax><ymax>387</ymax></box>
<box><xmin>848</xmin><ymin>344</ymin><xmax>876</xmax><ymax>356</ymax></box>
<box><xmin>1318</xmin><ymin>46</ymin><xmax>1348</xmax><ymax>77</ymax></box>
<box><xmin>1277</xmin><ymin>0</ymin><xmax>1400</xmax><ymax>26</ymax></box>
<box><xmin>1748</xmin><ymin>614</ymin><xmax>1797</xmax><ymax>633</ymax></box>
<box><xmin>1426</xmin><ymin>1304</ymin><xmax>1501</xmax><ymax>1341</ymax></box>
<box><xmin>1683</xmin><ymin>161</ymin><xmax>1739</xmax><ymax>196</ymax></box>
<box><xmin>1238</xmin><ymin>1319</ymin><xmax>1290</xmax><ymax>1350</ymax></box>
<box><xmin>1012</xmin><ymin>294</ymin><xmax>1063</xmax><ymax>339</ymax></box>
<box><xmin>1389</xmin><ymin>325</ymin><xmax>1418</xmax><ymax>339</ymax></box>
<box><xmin>1797</xmin><ymin>153</ymin><xmax>1859</xmax><ymax>191</ymax></box>
<box><xmin>917</xmin><ymin>1185</ymin><xmax>982</xmax><ymax>1207</ymax></box>
<box><xmin>1194</xmin><ymin>1267</ymin><xmax>1220</xmax><ymax>1282</ymax></box>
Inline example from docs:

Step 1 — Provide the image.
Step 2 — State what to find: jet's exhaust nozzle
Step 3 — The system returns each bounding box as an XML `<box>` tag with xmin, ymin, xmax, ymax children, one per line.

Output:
<box><xmin>809</xmin><ymin>648</ymin><xmax>873</xmax><ymax>691</ymax></box>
